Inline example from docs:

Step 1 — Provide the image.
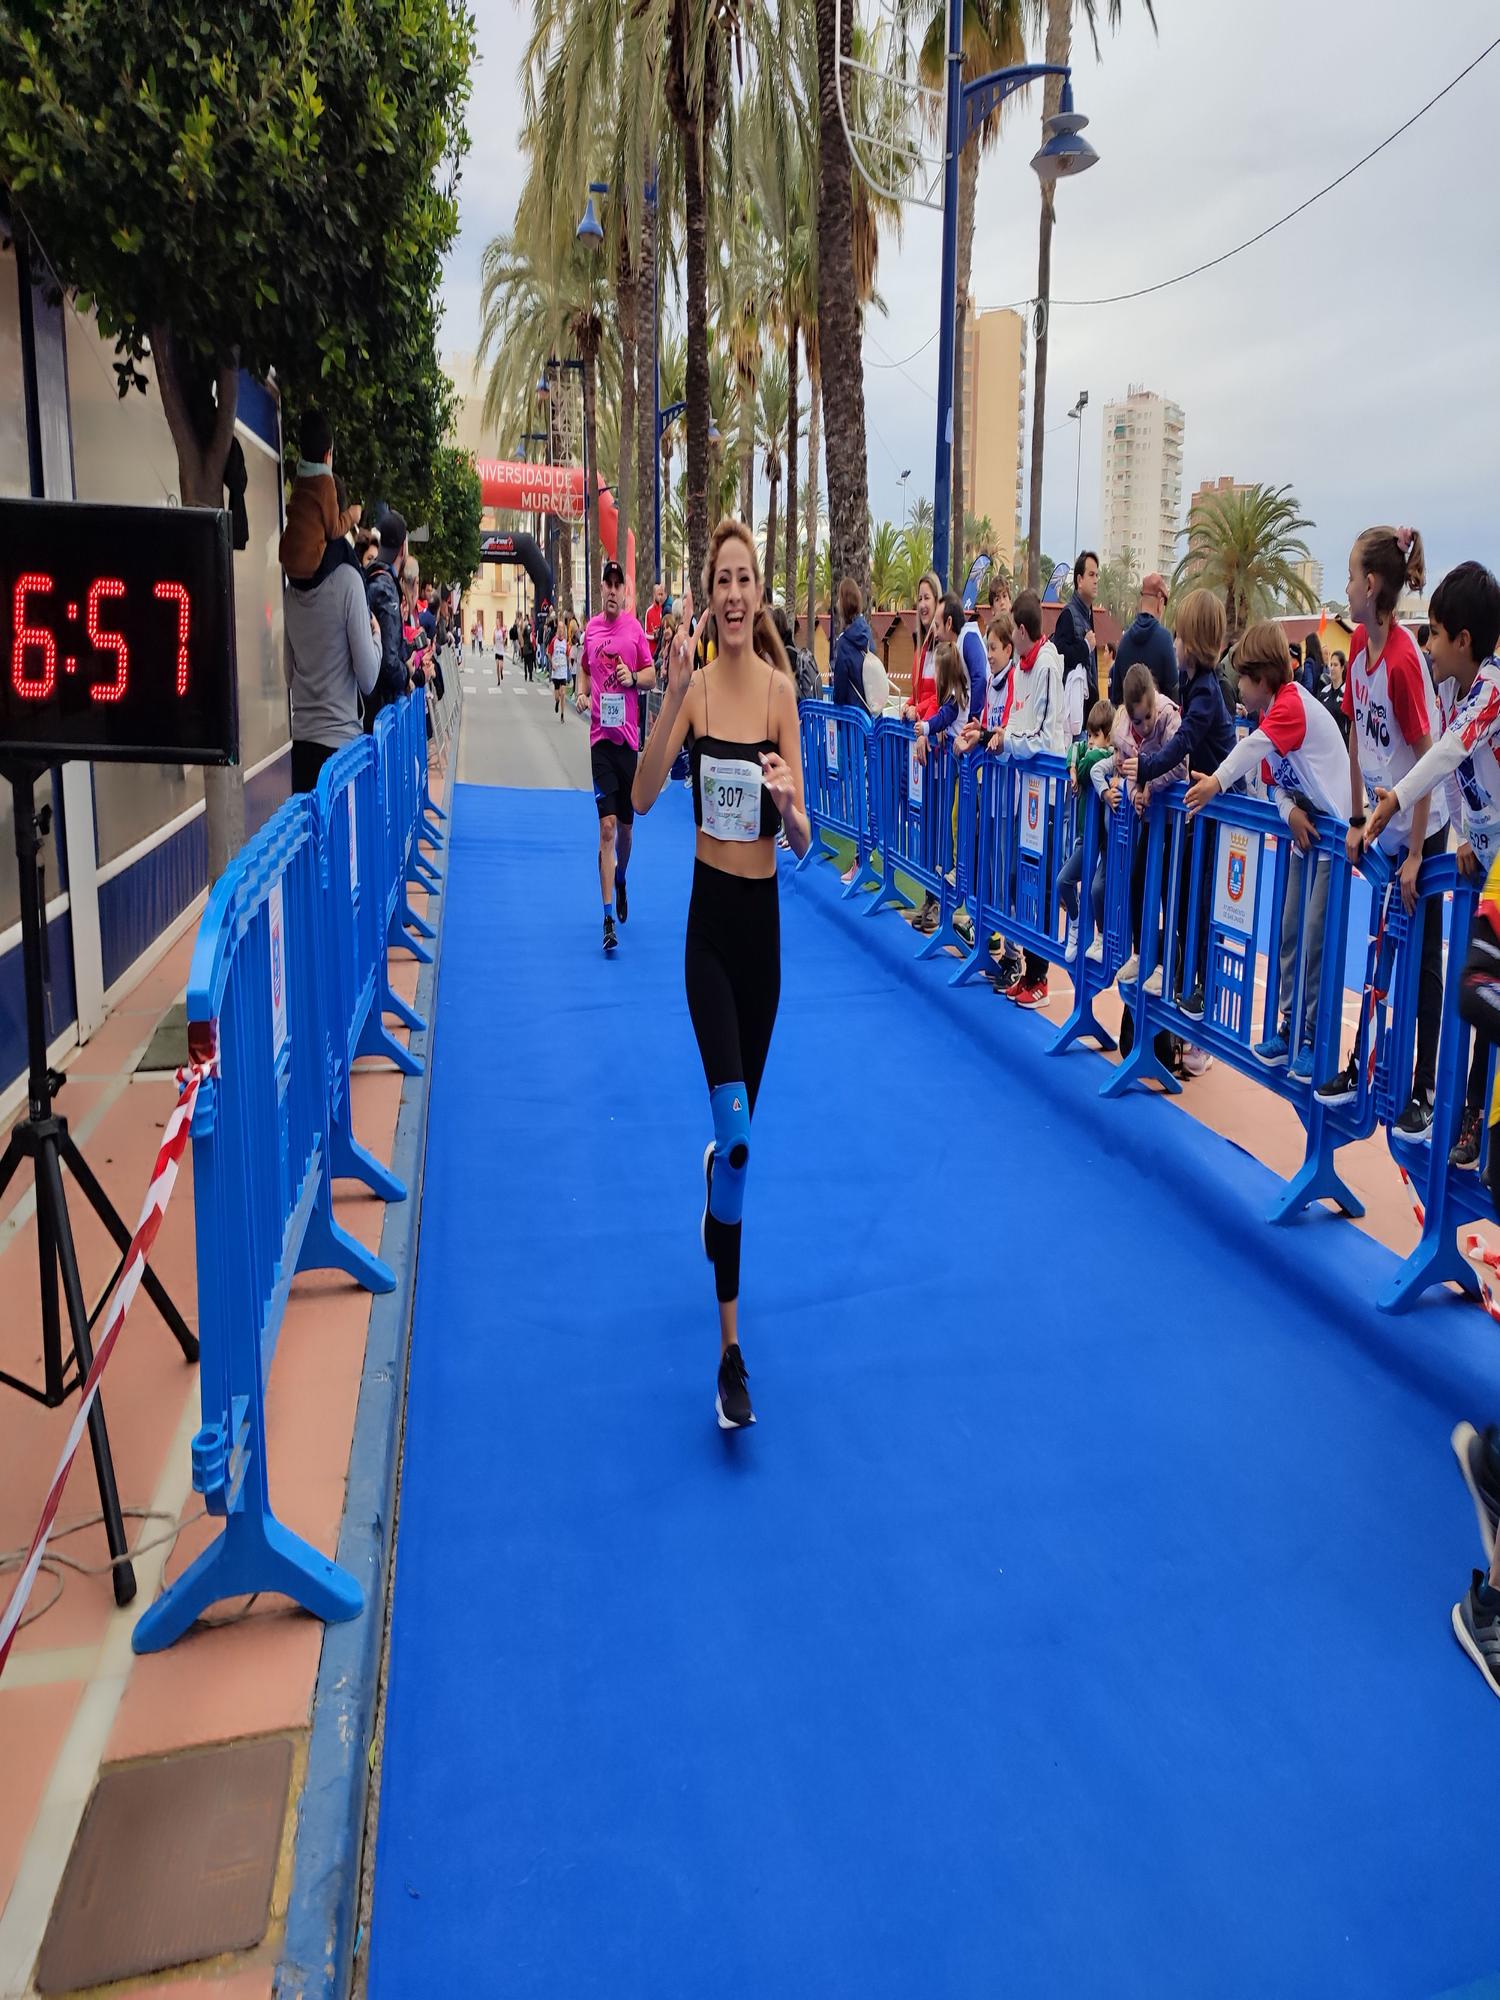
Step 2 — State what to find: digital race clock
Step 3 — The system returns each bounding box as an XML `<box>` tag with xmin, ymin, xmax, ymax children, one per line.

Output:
<box><xmin>0</xmin><ymin>497</ymin><xmax>239</xmax><ymax>765</ymax></box>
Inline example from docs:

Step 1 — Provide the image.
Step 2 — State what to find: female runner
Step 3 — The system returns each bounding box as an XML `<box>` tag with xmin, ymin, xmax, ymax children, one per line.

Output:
<box><xmin>632</xmin><ymin>520</ymin><xmax>810</xmax><ymax>1428</ymax></box>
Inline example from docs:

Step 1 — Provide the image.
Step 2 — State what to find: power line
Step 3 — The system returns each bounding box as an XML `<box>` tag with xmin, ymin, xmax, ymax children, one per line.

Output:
<box><xmin>867</xmin><ymin>328</ymin><xmax>939</xmax><ymax>369</ymax></box>
<box><xmin>1052</xmin><ymin>32</ymin><xmax>1500</xmax><ymax>308</ymax></box>
<box><xmin>864</xmin><ymin>330</ymin><xmax>936</xmax><ymax>404</ymax></box>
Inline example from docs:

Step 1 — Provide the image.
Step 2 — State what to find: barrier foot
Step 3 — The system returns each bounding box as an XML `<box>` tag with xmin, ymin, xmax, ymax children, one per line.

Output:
<box><xmin>420</xmin><ymin>815</ymin><xmax>445</xmax><ymax>847</ymax></box>
<box><xmin>401</xmin><ymin>896</ymin><xmax>438</xmax><ymax>941</ymax></box>
<box><xmin>299</xmin><ymin>1178</ymin><xmax>397</xmax><ymax>1293</ymax></box>
<box><xmin>409</xmin><ymin>858</ymin><xmax>442</xmax><ymax>895</ymax></box>
<box><xmin>917</xmin><ymin>912</ymin><xmax>965</xmax><ymax>960</ymax></box>
<box><xmin>1266</xmin><ymin>1142</ymin><xmax>1364</xmax><ymax>1225</ymax></box>
<box><xmin>948</xmin><ymin>937</ymin><xmax>991</xmax><ymax>988</ymax></box>
<box><xmin>1100</xmin><ymin>1011</ymin><xmax>1181</xmax><ymax>1099</ymax></box>
<box><xmin>1048</xmin><ymin>991</ymin><xmax>1119</xmax><ymax>1057</ymax></box>
<box><xmin>330</xmin><ymin>1112</ymin><xmax>408</xmax><ymax>1205</ymax></box>
<box><xmin>865</xmin><ymin>868</ymin><xmax>915</xmax><ymax>920</ymax></box>
<box><xmin>374</xmin><ymin>980</ymin><xmax>426</xmax><ymax>1038</ymax></box>
<box><xmin>389</xmin><ymin>909</ymin><xmax>434</xmax><ymax>964</ymax></box>
<box><xmin>423</xmin><ymin>793</ymin><xmax>450</xmax><ymax>823</ymax></box>
<box><xmin>839</xmin><ymin>855</ymin><xmax>881</xmax><ymax>900</ymax></box>
<box><xmin>132</xmin><ymin>1508</ymin><xmax>363</xmax><ymax>1656</ymax></box>
<box><xmin>356</xmin><ymin>1005</ymin><xmax>423</xmax><ymax>1076</ymax></box>
<box><xmin>796</xmin><ymin>823</ymin><xmax>837</xmax><ymax>871</ymax></box>
<box><xmin>1378</xmin><ymin>1223</ymin><xmax>1481</xmax><ymax>1313</ymax></box>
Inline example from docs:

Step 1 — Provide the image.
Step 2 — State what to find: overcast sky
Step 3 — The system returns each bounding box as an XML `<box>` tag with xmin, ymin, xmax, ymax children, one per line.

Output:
<box><xmin>441</xmin><ymin>0</ymin><xmax>1499</xmax><ymax>593</ymax></box>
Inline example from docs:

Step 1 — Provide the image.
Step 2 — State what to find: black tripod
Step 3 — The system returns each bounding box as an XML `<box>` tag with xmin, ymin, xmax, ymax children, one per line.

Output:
<box><xmin>0</xmin><ymin>763</ymin><xmax>198</xmax><ymax>1607</ymax></box>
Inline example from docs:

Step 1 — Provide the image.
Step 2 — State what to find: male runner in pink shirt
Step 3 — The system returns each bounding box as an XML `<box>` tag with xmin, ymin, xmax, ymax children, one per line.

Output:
<box><xmin>577</xmin><ymin>558</ymin><xmax>655</xmax><ymax>953</ymax></box>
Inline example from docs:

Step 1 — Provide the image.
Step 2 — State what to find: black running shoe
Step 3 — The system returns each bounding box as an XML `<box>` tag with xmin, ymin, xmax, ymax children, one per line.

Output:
<box><xmin>603</xmin><ymin>914</ymin><xmax>618</xmax><ymax>954</ymax></box>
<box><xmin>1180</xmin><ymin>984</ymin><xmax>1205</xmax><ymax>1018</ymax></box>
<box><xmin>1452</xmin><ymin>1422</ymin><xmax>1500</xmax><ymax>1568</ymax></box>
<box><xmin>716</xmin><ymin>1342</ymin><xmax>755</xmax><ymax>1429</ymax></box>
<box><xmin>616</xmin><ymin>876</ymin><xmax>629</xmax><ymax>924</ymax></box>
<box><xmin>1394</xmin><ymin>1090</ymin><xmax>1434</xmax><ymax>1138</ymax></box>
<box><xmin>1452</xmin><ymin>1571</ymin><xmax>1500</xmax><ymax>1698</ymax></box>
<box><xmin>1451</xmin><ymin>1108</ymin><xmax>1484</xmax><ymax>1169</ymax></box>
<box><xmin>1313</xmin><ymin>1053</ymin><xmax>1359</xmax><ymax>1105</ymax></box>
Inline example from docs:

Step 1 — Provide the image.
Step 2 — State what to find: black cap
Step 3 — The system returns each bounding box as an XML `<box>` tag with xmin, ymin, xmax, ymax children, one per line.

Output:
<box><xmin>378</xmin><ymin>509</ymin><xmax>408</xmax><ymax>553</ymax></box>
<box><xmin>602</xmin><ymin>558</ymin><xmax>625</xmax><ymax>586</ymax></box>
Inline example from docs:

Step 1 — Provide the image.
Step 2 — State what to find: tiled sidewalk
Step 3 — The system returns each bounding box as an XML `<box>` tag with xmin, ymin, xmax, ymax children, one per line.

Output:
<box><xmin>0</xmin><ymin>780</ymin><xmax>441</xmax><ymax>2000</ymax></box>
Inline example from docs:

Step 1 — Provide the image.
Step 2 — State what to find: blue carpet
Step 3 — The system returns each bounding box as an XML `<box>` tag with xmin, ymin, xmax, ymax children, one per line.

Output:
<box><xmin>369</xmin><ymin>781</ymin><xmax>1500</xmax><ymax>2000</ymax></box>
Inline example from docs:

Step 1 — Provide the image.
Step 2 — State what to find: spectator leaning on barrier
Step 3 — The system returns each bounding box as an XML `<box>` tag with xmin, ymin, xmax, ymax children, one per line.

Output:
<box><xmin>1366</xmin><ymin>561</ymin><xmax>1500</xmax><ymax>1169</ymax></box>
<box><xmin>364</xmin><ymin>511</ymin><xmax>412</xmax><ymax>729</ymax></box>
<box><xmin>1185</xmin><ymin>620</ymin><xmax>1349</xmax><ymax>1081</ymax></box>
<box><xmin>832</xmin><ymin>576</ymin><xmax>874</xmax><ymax>712</ymax></box>
<box><xmin>1054</xmin><ymin>550</ymin><xmax>1099</xmax><ymax>708</ymax></box>
<box><xmin>1315</xmin><ymin>524</ymin><xmax>1446</xmax><ymax>1134</ymax></box>
<box><xmin>281</xmin><ymin>492</ymin><xmax>382</xmax><ymax>795</ymax></box>
<box><xmin>902</xmin><ymin>571</ymin><xmax>944</xmax><ymax>725</ymax></box>
<box><xmin>1058</xmin><ymin>698</ymin><xmax>1115</xmax><ymax>963</ymax></box>
<box><xmin>1110</xmin><ymin>572</ymin><xmax>1180</xmax><ymax>707</ymax></box>
<box><xmin>1109</xmin><ymin>664</ymin><xmax>1187</xmax><ymax>995</ymax></box>
<box><xmin>278</xmin><ymin>408</ymin><xmax>362</xmax><ymax>582</ymax></box>
<box><xmin>988</xmin><ymin>589</ymin><xmax>1066</xmax><ymax>1008</ymax></box>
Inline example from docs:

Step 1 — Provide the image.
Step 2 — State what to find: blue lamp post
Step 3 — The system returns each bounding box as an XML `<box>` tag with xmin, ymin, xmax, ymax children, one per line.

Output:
<box><xmin>930</xmin><ymin>38</ymin><xmax>1097</xmax><ymax>586</ymax></box>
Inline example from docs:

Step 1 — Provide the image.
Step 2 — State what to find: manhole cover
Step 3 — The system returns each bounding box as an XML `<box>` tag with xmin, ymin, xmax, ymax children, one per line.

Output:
<box><xmin>36</xmin><ymin>1735</ymin><xmax>293</xmax><ymax>1992</ymax></box>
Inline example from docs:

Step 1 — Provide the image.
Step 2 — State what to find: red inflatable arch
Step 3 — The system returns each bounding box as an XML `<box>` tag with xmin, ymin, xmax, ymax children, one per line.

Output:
<box><xmin>475</xmin><ymin>459</ymin><xmax>636</xmax><ymax>598</ymax></box>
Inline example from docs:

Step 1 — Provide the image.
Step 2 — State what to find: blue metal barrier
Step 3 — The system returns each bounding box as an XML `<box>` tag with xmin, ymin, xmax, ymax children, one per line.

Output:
<box><xmin>865</xmin><ymin>718</ymin><xmax>963</xmax><ymax>946</ymax></box>
<box><xmin>798</xmin><ymin>701</ymin><xmax>879</xmax><ymax>896</ymax></box>
<box><xmin>400</xmin><ymin>686</ymin><xmax>443</xmax><ymax>899</ymax></box>
<box><xmin>376</xmin><ymin>702</ymin><xmax>434</xmax><ymax>964</ymax></box>
<box><xmin>313</xmin><ymin>740</ymin><xmax>414</xmax><ymax>1204</ymax></box>
<box><xmin>1102</xmin><ymin>785</ymin><xmax>1374</xmax><ymax>1222</ymax></box>
<box><xmin>1049</xmin><ymin>777</ymin><xmax>1126</xmax><ymax>1057</ymax></box>
<box><xmin>133</xmin><ymin>795</ymin><xmax>393</xmax><ymax>1654</ymax></box>
<box><xmin>952</xmin><ymin>749</ymin><xmax>1076</xmax><ymax>993</ymax></box>
<box><xmin>1376</xmin><ymin>856</ymin><xmax>1488</xmax><ymax>1311</ymax></box>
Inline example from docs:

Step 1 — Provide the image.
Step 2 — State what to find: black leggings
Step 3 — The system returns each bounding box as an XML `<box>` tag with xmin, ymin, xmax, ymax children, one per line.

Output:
<box><xmin>684</xmin><ymin>860</ymin><xmax>781</xmax><ymax>1302</ymax></box>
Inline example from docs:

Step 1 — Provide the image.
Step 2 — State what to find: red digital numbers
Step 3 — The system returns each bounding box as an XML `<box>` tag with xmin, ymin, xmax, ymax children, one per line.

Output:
<box><xmin>153</xmin><ymin>581</ymin><xmax>191</xmax><ymax>695</ymax></box>
<box><xmin>86</xmin><ymin>577</ymin><xmax>128</xmax><ymax>702</ymax></box>
<box><xmin>12</xmin><ymin>572</ymin><xmax>58</xmax><ymax>699</ymax></box>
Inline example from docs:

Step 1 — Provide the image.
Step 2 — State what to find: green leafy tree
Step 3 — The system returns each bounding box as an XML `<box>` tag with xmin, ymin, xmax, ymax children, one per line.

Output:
<box><xmin>422</xmin><ymin>446</ymin><xmax>484</xmax><ymax>593</ymax></box>
<box><xmin>1096</xmin><ymin>550</ymin><xmax>1137</xmax><ymax>626</ymax></box>
<box><xmin>1172</xmin><ymin>483</ymin><xmax>1318</xmax><ymax>641</ymax></box>
<box><xmin>896</xmin><ymin>523</ymin><xmax>935</xmax><ymax>606</ymax></box>
<box><xmin>870</xmin><ymin>520</ymin><xmax>902</xmax><ymax>609</ymax></box>
<box><xmin>0</xmin><ymin>0</ymin><xmax>474</xmax><ymax>870</ymax></box>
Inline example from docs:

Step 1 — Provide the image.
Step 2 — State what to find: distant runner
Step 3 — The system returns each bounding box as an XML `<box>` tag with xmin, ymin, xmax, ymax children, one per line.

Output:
<box><xmin>577</xmin><ymin>558</ymin><xmax>654</xmax><ymax>955</ymax></box>
<box><xmin>550</xmin><ymin>621</ymin><xmax>570</xmax><ymax>723</ymax></box>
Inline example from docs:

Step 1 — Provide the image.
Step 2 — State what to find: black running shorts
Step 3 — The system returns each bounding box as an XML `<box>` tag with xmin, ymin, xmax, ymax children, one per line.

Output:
<box><xmin>591</xmin><ymin>738</ymin><xmax>638</xmax><ymax>823</ymax></box>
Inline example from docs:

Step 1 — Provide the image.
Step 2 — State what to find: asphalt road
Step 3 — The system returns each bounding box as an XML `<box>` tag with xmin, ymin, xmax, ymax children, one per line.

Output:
<box><xmin>453</xmin><ymin>644</ymin><xmax>591</xmax><ymax>790</ymax></box>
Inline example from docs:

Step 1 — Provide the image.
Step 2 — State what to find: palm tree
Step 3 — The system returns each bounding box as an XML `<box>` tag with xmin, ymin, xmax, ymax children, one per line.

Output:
<box><xmin>963</xmin><ymin>511</ymin><xmax>997</xmax><ymax>569</ymax></box>
<box><xmin>896</xmin><ymin>523</ymin><xmax>935</xmax><ymax>607</ymax></box>
<box><xmin>815</xmin><ymin>0</ymin><xmax>873</xmax><ymax>598</ymax></box>
<box><xmin>1171</xmin><ymin>483</ymin><xmax>1318</xmax><ymax>641</ymax></box>
<box><xmin>870</xmin><ymin>519</ymin><xmax>902</xmax><ymax>609</ymax></box>
<box><xmin>657</xmin><ymin>329</ymin><xmax>687</xmax><ymax>578</ymax></box>
<box><xmin>910</xmin><ymin>495</ymin><xmax>935</xmax><ymax>538</ymax></box>
<box><xmin>757</xmin><ymin>352</ymin><xmax>790</xmax><ymax>601</ymax></box>
<box><xmin>1024</xmin><ymin>0</ymin><xmax>1155</xmax><ymax>590</ymax></box>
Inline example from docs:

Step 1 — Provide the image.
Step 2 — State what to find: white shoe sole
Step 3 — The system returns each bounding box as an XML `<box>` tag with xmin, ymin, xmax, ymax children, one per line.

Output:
<box><xmin>701</xmin><ymin>1142</ymin><xmax>714</xmax><ymax>1259</ymax></box>
<box><xmin>1451</xmin><ymin>1599</ymin><xmax>1500</xmax><ymax>1698</ymax></box>
<box><xmin>1452</xmin><ymin>1422</ymin><xmax>1499</xmax><ymax>1569</ymax></box>
<box><xmin>715</xmin><ymin>1392</ymin><xmax>755</xmax><ymax>1430</ymax></box>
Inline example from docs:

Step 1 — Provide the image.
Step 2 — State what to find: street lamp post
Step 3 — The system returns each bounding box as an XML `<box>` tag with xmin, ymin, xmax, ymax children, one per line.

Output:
<box><xmin>899</xmin><ymin>469</ymin><xmax>911</xmax><ymax>526</ymax></box>
<box><xmin>1068</xmin><ymin>390</ymin><xmax>1088</xmax><ymax>559</ymax></box>
<box><xmin>930</xmin><ymin>23</ymin><xmax>1097</xmax><ymax>586</ymax></box>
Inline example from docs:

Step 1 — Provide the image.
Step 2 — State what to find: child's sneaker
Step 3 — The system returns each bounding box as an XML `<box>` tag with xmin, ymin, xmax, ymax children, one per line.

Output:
<box><xmin>954</xmin><ymin>910</ymin><xmax>975</xmax><ymax>947</ymax></box>
<box><xmin>1084</xmin><ymin>938</ymin><xmax>1105</xmax><ymax>965</ymax></box>
<box><xmin>841</xmin><ymin>861</ymin><xmax>859</xmax><ymax>885</ymax></box>
<box><xmin>1116</xmin><ymin>952</ymin><xmax>1140</xmax><ymax>988</ymax></box>
<box><xmin>913</xmin><ymin>895</ymin><xmax>940</xmax><ymax>935</ymax></box>
<box><xmin>1254</xmin><ymin>1022</ymin><xmax>1291</xmax><ymax>1066</ymax></box>
<box><xmin>1452</xmin><ymin>1572</ymin><xmax>1500</xmax><ymax>1699</ymax></box>
<box><xmin>1142</xmin><ymin>965</ymin><xmax>1165</xmax><ymax>997</ymax></box>
<box><xmin>1178</xmin><ymin>1043</ymin><xmax>1213</xmax><ymax>1079</ymax></box>
<box><xmin>1180</xmin><ymin>984</ymin><xmax>1205</xmax><ymax>1017</ymax></box>
<box><xmin>1064</xmin><ymin>918</ymin><xmax>1080</xmax><ymax>964</ymax></box>
<box><xmin>1010</xmin><ymin>978</ymin><xmax>1049</xmax><ymax>1009</ymax></box>
<box><xmin>1314</xmin><ymin>1052</ymin><xmax>1359</xmax><ymax>1105</ymax></box>
<box><xmin>1288</xmin><ymin>1045</ymin><xmax>1314</xmax><ymax>1084</ymax></box>
<box><xmin>991</xmin><ymin>953</ymin><xmax>1023</xmax><ymax>994</ymax></box>
<box><xmin>1451</xmin><ymin>1108</ymin><xmax>1484</xmax><ymax>1169</ymax></box>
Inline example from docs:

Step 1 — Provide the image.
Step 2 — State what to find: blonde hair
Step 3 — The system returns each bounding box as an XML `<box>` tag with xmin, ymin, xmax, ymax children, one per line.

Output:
<box><xmin>1174</xmin><ymin>588</ymin><xmax>1226</xmax><ymax>666</ymax></box>
<box><xmin>701</xmin><ymin>517</ymin><xmax>792</xmax><ymax>682</ymax></box>
<box><xmin>933</xmin><ymin>639</ymin><xmax>967</xmax><ymax>713</ymax></box>
<box><xmin>1354</xmin><ymin>524</ymin><xmax>1426</xmax><ymax>620</ymax></box>
<box><xmin>916</xmin><ymin>569</ymin><xmax>943</xmax><ymax>645</ymax></box>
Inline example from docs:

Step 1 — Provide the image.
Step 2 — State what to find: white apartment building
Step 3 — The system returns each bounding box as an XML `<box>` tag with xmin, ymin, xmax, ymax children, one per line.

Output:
<box><xmin>1099</xmin><ymin>388</ymin><xmax>1185</xmax><ymax>585</ymax></box>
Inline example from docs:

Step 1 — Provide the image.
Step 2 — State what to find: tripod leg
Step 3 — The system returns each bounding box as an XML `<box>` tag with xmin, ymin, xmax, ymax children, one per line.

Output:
<box><xmin>62</xmin><ymin>1132</ymin><xmax>198</xmax><ymax>1363</ymax></box>
<box><xmin>0</xmin><ymin>1128</ymin><xmax>23</xmax><ymax>1206</ymax></box>
<box><xmin>38</xmin><ymin>1138</ymin><xmax>137</xmax><ymax>1608</ymax></box>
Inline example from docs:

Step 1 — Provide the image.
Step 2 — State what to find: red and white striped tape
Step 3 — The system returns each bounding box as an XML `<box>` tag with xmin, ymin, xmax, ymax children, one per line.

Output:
<box><xmin>0</xmin><ymin>1062</ymin><xmax>209</xmax><ymax>1678</ymax></box>
<box><xmin>1397</xmin><ymin>1162</ymin><xmax>1500</xmax><ymax>1327</ymax></box>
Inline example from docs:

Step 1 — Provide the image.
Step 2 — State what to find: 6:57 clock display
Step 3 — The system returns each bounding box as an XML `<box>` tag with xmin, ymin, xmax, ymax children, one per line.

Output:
<box><xmin>0</xmin><ymin>496</ymin><xmax>239</xmax><ymax>766</ymax></box>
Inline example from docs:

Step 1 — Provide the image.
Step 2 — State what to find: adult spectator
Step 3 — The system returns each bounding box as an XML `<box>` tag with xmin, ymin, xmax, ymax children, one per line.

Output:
<box><xmin>1301</xmin><ymin>627</ymin><xmax>1327</xmax><ymax>695</ymax></box>
<box><xmin>1320</xmin><ymin>649</ymin><xmax>1350</xmax><ymax>740</ymax></box>
<box><xmin>645</xmin><ymin>579</ymin><xmax>666</xmax><ymax>647</ymax></box>
<box><xmin>1054</xmin><ymin>550</ymin><xmax>1099</xmax><ymax>707</ymax></box>
<box><xmin>1109</xmin><ymin>572</ymin><xmax>1179</xmax><ymax>705</ymax></box>
<box><xmin>363</xmin><ymin>510</ymin><xmax>412</xmax><ymax>728</ymax></box>
<box><xmin>282</xmin><ymin>514</ymin><xmax>382</xmax><ymax>793</ymax></box>
<box><xmin>832</xmin><ymin>577</ymin><xmax>874</xmax><ymax>712</ymax></box>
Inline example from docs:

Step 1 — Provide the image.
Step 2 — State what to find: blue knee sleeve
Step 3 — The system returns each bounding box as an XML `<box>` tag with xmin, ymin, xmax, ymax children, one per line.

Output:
<box><xmin>709</xmin><ymin>1082</ymin><xmax>751</xmax><ymax>1225</ymax></box>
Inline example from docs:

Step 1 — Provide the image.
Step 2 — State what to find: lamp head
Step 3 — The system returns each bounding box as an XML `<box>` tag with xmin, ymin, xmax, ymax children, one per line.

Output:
<box><xmin>1031</xmin><ymin>80</ymin><xmax>1099</xmax><ymax>185</ymax></box>
<box><xmin>576</xmin><ymin>195</ymin><xmax>604</xmax><ymax>249</ymax></box>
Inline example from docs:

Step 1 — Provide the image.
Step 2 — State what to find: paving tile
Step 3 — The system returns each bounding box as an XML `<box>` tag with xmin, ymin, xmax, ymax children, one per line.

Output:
<box><xmin>0</xmin><ymin>1681</ymin><xmax>84</xmax><ymax>1918</ymax></box>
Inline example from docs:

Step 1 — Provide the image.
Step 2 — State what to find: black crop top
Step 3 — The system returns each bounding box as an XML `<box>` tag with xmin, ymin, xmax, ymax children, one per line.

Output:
<box><xmin>689</xmin><ymin>664</ymin><xmax>784</xmax><ymax>840</ymax></box>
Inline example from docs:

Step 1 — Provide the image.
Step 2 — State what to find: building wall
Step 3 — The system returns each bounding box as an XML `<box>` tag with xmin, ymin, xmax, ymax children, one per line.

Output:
<box><xmin>959</xmin><ymin>308</ymin><xmax>1025</xmax><ymax>567</ymax></box>
<box><xmin>1100</xmin><ymin>388</ymin><xmax>1185</xmax><ymax>586</ymax></box>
